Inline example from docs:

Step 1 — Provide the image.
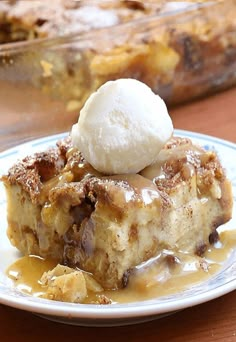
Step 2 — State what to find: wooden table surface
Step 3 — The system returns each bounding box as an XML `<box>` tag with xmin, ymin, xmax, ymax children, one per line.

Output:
<box><xmin>1</xmin><ymin>87</ymin><xmax>236</xmax><ymax>342</ymax></box>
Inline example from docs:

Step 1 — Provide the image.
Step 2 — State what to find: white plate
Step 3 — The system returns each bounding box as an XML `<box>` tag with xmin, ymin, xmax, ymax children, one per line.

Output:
<box><xmin>0</xmin><ymin>129</ymin><xmax>236</xmax><ymax>327</ymax></box>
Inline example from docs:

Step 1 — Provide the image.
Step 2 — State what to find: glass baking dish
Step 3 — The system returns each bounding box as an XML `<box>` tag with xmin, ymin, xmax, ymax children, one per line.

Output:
<box><xmin>0</xmin><ymin>0</ymin><xmax>236</xmax><ymax>151</ymax></box>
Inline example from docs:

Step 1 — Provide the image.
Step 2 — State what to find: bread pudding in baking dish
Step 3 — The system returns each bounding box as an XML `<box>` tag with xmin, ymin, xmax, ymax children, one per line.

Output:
<box><xmin>1</xmin><ymin>0</ymin><xmax>236</xmax><ymax>109</ymax></box>
<box><xmin>1</xmin><ymin>79</ymin><xmax>233</xmax><ymax>303</ymax></box>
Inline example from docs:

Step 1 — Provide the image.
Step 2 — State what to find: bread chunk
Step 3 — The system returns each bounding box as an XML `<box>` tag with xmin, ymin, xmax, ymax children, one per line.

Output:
<box><xmin>2</xmin><ymin>137</ymin><xmax>233</xmax><ymax>289</ymax></box>
<box><xmin>40</xmin><ymin>264</ymin><xmax>104</xmax><ymax>303</ymax></box>
<box><xmin>41</xmin><ymin>265</ymin><xmax>88</xmax><ymax>303</ymax></box>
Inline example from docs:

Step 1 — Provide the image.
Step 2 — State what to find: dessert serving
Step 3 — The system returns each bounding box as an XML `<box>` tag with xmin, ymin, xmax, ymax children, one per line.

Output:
<box><xmin>2</xmin><ymin>79</ymin><xmax>234</xmax><ymax>304</ymax></box>
<box><xmin>1</xmin><ymin>0</ymin><xmax>236</xmax><ymax>111</ymax></box>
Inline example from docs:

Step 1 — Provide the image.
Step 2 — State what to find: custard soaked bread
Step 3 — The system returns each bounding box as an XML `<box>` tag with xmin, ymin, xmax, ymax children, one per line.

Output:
<box><xmin>2</xmin><ymin>136</ymin><xmax>233</xmax><ymax>289</ymax></box>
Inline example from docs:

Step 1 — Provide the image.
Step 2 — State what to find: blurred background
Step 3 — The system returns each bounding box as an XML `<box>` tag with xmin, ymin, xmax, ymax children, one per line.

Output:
<box><xmin>0</xmin><ymin>0</ymin><xmax>236</xmax><ymax>150</ymax></box>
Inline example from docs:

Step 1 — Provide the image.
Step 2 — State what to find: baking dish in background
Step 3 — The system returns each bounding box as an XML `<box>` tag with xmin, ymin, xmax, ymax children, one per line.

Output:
<box><xmin>0</xmin><ymin>0</ymin><xmax>236</xmax><ymax>151</ymax></box>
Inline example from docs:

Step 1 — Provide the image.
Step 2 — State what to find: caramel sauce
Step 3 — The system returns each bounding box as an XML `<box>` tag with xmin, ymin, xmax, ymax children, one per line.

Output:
<box><xmin>109</xmin><ymin>174</ymin><xmax>161</xmax><ymax>205</ymax></box>
<box><xmin>6</xmin><ymin>230</ymin><xmax>236</xmax><ymax>304</ymax></box>
<box><xmin>7</xmin><ymin>256</ymin><xmax>58</xmax><ymax>297</ymax></box>
<box><xmin>141</xmin><ymin>141</ymin><xmax>203</xmax><ymax>180</ymax></box>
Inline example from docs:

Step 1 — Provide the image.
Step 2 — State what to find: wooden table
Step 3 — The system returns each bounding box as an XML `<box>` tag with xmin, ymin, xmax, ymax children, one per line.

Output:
<box><xmin>1</xmin><ymin>87</ymin><xmax>236</xmax><ymax>342</ymax></box>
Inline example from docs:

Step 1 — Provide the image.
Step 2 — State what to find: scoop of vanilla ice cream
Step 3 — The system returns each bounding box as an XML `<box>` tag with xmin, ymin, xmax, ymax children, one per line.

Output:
<box><xmin>71</xmin><ymin>79</ymin><xmax>173</xmax><ymax>174</ymax></box>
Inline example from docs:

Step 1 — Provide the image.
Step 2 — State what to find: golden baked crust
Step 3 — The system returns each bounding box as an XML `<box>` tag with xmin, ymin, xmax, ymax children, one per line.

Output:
<box><xmin>1</xmin><ymin>1</ymin><xmax>236</xmax><ymax>108</ymax></box>
<box><xmin>2</xmin><ymin>136</ymin><xmax>233</xmax><ymax>289</ymax></box>
<box><xmin>0</xmin><ymin>1</ymin><xmax>211</xmax><ymax>43</ymax></box>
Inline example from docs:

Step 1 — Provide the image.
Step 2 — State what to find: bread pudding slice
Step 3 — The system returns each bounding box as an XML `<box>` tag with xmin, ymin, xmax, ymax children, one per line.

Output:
<box><xmin>2</xmin><ymin>137</ymin><xmax>233</xmax><ymax>289</ymax></box>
